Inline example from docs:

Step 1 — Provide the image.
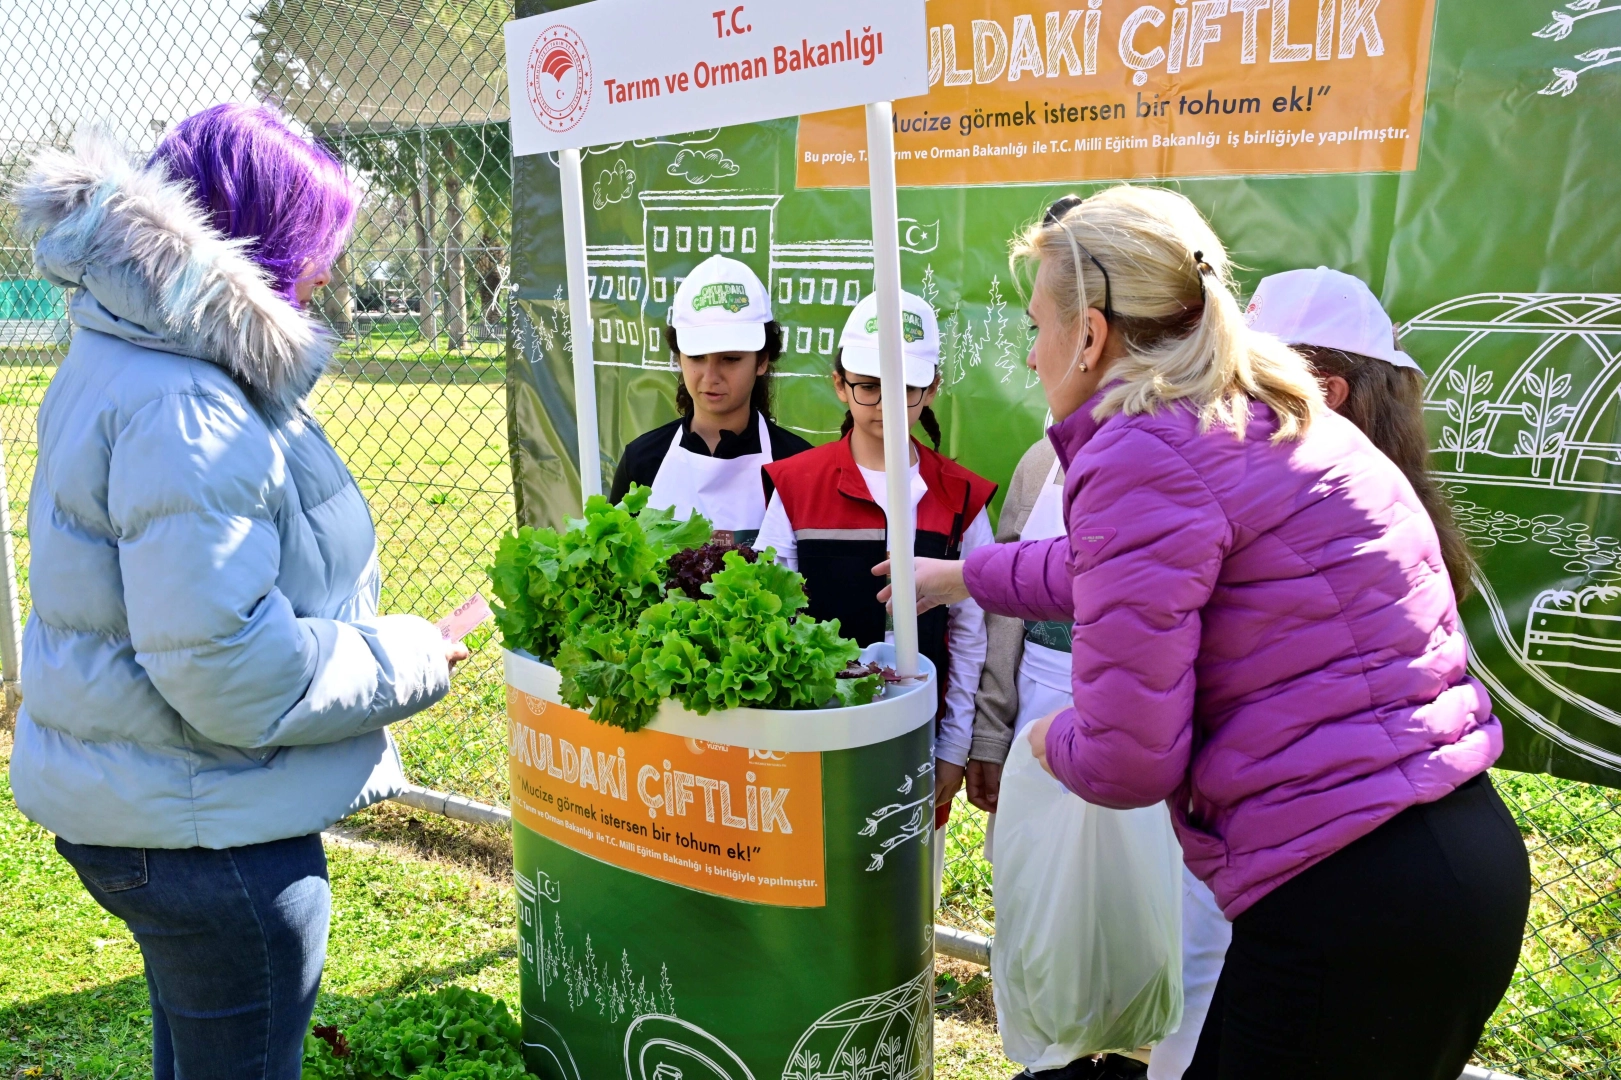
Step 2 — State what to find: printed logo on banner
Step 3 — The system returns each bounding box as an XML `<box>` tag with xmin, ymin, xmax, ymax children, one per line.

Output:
<box><xmin>507</xmin><ymin>688</ymin><xmax>828</xmax><ymax>907</ymax></box>
<box><xmin>527</xmin><ymin>24</ymin><xmax>593</xmax><ymax>133</ymax></box>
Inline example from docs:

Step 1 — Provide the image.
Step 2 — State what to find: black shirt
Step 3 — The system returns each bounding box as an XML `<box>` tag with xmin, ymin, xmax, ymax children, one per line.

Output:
<box><xmin>608</xmin><ymin>411</ymin><xmax>814</xmax><ymax>503</ymax></box>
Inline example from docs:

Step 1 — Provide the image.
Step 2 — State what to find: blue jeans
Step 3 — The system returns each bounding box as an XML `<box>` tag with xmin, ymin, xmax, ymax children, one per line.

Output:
<box><xmin>55</xmin><ymin>833</ymin><xmax>330</xmax><ymax>1080</ymax></box>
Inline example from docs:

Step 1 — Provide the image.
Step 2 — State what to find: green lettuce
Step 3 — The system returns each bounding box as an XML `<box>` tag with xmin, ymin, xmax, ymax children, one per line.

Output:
<box><xmin>488</xmin><ymin>485</ymin><xmax>711</xmax><ymax>663</ymax></box>
<box><xmin>489</xmin><ymin>494</ymin><xmax>871</xmax><ymax>730</ymax></box>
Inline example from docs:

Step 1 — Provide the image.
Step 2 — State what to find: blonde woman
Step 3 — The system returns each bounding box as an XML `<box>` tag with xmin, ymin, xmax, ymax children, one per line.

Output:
<box><xmin>891</xmin><ymin>188</ymin><xmax>1528</xmax><ymax>1078</ymax></box>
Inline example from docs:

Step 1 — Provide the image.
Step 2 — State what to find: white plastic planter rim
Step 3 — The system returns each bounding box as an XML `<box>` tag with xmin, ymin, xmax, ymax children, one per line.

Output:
<box><xmin>503</xmin><ymin>643</ymin><xmax>936</xmax><ymax>753</ymax></box>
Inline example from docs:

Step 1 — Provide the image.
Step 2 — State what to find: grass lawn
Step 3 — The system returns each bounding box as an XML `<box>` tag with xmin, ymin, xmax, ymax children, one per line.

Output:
<box><xmin>0</xmin><ymin>342</ymin><xmax>1618</xmax><ymax>1079</ymax></box>
<box><xmin>0</xmin><ymin>736</ymin><xmax>1017</xmax><ymax>1080</ymax></box>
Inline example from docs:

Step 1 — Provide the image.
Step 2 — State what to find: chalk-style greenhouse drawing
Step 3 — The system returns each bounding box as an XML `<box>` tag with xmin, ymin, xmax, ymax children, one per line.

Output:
<box><xmin>1411</xmin><ymin>294</ymin><xmax>1621</xmax><ymax>493</ymax></box>
<box><xmin>780</xmin><ymin>967</ymin><xmax>932</xmax><ymax>1080</ymax></box>
<box><xmin>1403</xmin><ymin>293</ymin><xmax>1621</xmax><ymax>773</ymax></box>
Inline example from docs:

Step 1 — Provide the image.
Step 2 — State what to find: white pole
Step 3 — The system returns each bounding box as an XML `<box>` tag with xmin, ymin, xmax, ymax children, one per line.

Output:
<box><xmin>0</xmin><ymin>443</ymin><xmax>21</xmax><ymax>720</ymax></box>
<box><xmin>558</xmin><ymin>147</ymin><xmax>602</xmax><ymax>507</ymax></box>
<box><xmin>864</xmin><ymin>101</ymin><xmax>920</xmax><ymax>680</ymax></box>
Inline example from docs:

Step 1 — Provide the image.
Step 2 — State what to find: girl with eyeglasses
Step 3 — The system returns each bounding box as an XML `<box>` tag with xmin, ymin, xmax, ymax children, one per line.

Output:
<box><xmin>756</xmin><ymin>290</ymin><xmax>997</xmax><ymax>858</ymax></box>
<box><xmin>896</xmin><ymin>186</ymin><xmax>1527</xmax><ymax>1079</ymax></box>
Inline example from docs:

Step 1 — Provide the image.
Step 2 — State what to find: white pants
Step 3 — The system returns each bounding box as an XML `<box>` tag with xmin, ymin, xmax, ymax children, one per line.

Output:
<box><xmin>1147</xmin><ymin>868</ymin><xmax>1232</xmax><ymax>1079</ymax></box>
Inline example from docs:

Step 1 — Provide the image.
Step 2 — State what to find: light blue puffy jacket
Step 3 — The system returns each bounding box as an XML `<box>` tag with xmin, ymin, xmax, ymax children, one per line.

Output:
<box><xmin>8</xmin><ymin>135</ymin><xmax>451</xmax><ymax>849</ymax></box>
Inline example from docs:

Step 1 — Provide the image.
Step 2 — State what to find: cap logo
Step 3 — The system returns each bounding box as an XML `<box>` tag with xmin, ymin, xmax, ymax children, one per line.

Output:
<box><xmin>864</xmin><ymin>310</ymin><xmax>927</xmax><ymax>343</ymax></box>
<box><xmin>691</xmin><ymin>282</ymin><xmax>751</xmax><ymax>314</ymax></box>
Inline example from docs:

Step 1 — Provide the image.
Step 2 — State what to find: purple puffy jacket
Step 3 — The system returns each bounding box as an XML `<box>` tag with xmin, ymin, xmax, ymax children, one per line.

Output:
<box><xmin>964</xmin><ymin>393</ymin><xmax>1500</xmax><ymax>918</ymax></box>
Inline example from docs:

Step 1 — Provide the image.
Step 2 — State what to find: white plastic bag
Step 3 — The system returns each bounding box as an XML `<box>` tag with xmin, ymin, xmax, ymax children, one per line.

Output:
<box><xmin>990</xmin><ymin>735</ymin><xmax>1185</xmax><ymax>1069</ymax></box>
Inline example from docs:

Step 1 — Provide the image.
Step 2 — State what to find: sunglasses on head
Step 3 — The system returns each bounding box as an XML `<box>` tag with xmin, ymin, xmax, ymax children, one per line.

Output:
<box><xmin>1043</xmin><ymin>194</ymin><xmax>1114</xmax><ymax>323</ymax></box>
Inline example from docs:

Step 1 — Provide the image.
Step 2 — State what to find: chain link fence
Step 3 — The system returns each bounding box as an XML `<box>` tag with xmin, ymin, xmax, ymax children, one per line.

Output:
<box><xmin>0</xmin><ymin>3</ymin><xmax>1617</xmax><ymax>1077</ymax></box>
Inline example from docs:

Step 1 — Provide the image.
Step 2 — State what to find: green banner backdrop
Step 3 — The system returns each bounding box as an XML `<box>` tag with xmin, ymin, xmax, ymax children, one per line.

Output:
<box><xmin>509</xmin><ymin>0</ymin><xmax>1621</xmax><ymax>788</ymax></box>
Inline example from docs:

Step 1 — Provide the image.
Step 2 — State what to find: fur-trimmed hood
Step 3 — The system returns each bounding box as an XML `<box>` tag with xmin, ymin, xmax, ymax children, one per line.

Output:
<box><xmin>15</xmin><ymin>131</ymin><xmax>332</xmax><ymax>413</ymax></box>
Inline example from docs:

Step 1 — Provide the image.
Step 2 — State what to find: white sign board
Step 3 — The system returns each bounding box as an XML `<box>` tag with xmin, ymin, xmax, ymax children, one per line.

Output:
<box><xmin>505</xmin><ymin>0</ymin><xmax>928</xmax><ymax>157</ymax></box>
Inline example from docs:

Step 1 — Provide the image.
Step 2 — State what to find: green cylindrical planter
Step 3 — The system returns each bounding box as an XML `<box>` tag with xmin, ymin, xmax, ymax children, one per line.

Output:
<box><xmin>505</xmin><ymin>648</ymin><xmax>938</xmax><ymax>1080</ymax></box>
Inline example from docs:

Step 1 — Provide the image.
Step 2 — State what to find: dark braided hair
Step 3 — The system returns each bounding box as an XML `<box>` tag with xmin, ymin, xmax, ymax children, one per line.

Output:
<box><xmin>666</xmin><ymin>321</ymin><xmax>785</xmax><ymax>421</ymax></box>
<box><xmin>1300</xmin><ymin>345</ymin><xmax>1477</xmax><ymax>599</ymax></box>
<box><xmin>832</xmin><ymin>350</ymin><xmax>942</xmax><ymax>451</ymax></box>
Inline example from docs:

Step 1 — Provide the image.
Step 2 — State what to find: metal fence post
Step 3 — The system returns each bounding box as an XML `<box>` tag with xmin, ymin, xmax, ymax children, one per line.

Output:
<box><xmin>0</xmin><ymin>441</ymin><xmax>23</xmax><ymax>723</ymax></box>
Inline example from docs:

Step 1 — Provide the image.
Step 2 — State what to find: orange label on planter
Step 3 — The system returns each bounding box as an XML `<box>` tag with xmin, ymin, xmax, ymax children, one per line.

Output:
<box><xmin>796</xmin><ymin>0</ymin><xmax>1436</xmax><ymax>187</ymax></box>
<box><xmin>507</xmin><ymin>689</ymin><xmax>826</xmax><ymax>907</ymax></box>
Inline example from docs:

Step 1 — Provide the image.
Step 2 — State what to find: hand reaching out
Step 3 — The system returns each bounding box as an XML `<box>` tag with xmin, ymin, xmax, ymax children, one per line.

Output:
<box><xmin>872</xmin><ymin>557</ymin><xmax>972</xmax><ymax>615</ymax></box>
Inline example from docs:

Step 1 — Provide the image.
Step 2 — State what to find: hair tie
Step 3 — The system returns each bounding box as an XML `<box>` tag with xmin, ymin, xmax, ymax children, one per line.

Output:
<box><xmin>1192</xmin><ymin>250</ymin><xmax>1213</xmax><ymax>300</ymax></box>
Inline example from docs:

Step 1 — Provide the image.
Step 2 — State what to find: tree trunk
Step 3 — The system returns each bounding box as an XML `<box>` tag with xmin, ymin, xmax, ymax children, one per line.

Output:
<box><xmin>475</xmin><ymin>229</ymin><xmax>505</xmax><ymax>337</ymax></box>
<box><xmin>411</xmin><ymin>179</ymin><xmax>437</xmax><ymax>348</ymax></box>
<box><xmin>321</xmin><ymin>249</ymin><xmax>355</xmax><ymax>339</ymax></box>
<box><xmin>444</xmin><ymin>172</ymin><xmax>468</xmax><ymax>351</ymax></box>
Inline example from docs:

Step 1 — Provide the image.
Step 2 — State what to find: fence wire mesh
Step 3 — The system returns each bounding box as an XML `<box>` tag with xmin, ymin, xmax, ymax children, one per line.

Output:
<box><xmin>0</xmin><ymin>3</ymin><xmax>1616</xmax><ymax>1077</ymax></box>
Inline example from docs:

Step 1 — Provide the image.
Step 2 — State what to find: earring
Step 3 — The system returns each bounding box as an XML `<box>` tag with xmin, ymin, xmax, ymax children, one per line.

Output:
<box><xmin>1078</xmin><ymin>361</ymin><xmax>1089</xmax><ymax>373</ymax></box>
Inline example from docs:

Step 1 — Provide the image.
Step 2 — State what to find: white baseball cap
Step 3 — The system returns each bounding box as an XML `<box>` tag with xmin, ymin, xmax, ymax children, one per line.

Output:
<box><xmin>1245</xmin><ymin>267</ymin><xmax>1422</xmax><ymax>373</ymax></box>
<box><xmin>839</xmin><ymin>290</ymin><xmax>940</xmax><ymax>387</ymax></box>
<box><xmin>669</xmin><ymin>255</ymin><xmax>772</xmax><ymax>356</ymax></box>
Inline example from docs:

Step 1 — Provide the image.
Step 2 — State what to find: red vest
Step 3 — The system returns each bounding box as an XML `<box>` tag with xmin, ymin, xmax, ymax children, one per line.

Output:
<box><xmin>763</xmin><ymin>436</ymin><xmax>997</xmax><ymax>712</ymax></box>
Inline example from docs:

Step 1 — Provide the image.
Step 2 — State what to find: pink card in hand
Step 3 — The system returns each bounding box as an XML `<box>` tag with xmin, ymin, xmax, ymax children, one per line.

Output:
<box><xmin>437</xmin><ymin>593</ymin><xmax>493</xmax><ymax>642</ymax></box>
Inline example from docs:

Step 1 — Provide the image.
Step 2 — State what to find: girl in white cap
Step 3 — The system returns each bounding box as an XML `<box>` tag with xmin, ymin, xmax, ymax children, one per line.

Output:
<box><xmin>1247</xmin><ymin>266</ymin><xmax>1476</xmax><ymax>597</ymax></box>
<box><xmin>609</xmin><ymin>254</ymin><xmax>811</xmax><ymax>546</ymax></box>
<box><xmin>757</xmin><ymin>290</ymin><xmax>997</xmax><ymax>858</ymax></box>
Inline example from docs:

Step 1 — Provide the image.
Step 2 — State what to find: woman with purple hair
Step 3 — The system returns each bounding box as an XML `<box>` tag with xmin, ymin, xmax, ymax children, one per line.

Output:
<box><xmin>10</xmin><ymin>103</ymin><xmax>466</xmax><ymax>1078</ymax></box>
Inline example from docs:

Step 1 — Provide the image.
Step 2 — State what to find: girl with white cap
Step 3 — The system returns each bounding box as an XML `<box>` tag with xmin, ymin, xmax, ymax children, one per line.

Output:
<box><xmin>609</xmin><ymin>254</ymin><xmax>811</xmax><ymax>546</ymax></box>
<box><xmin>1246</xmin><ymin>265</ymin><xmax>1476</xmax><ymax>596</ymax></box>
<box><xmin>757</xmin><ymin>290</ymin><xmax>997</xmax><ymax>848</ymax></box>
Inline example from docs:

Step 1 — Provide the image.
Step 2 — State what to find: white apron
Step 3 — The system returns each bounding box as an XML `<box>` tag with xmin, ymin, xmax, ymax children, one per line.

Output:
<box><xmin>646</xmin><ymin>412</ymin><xmax>772</xmax><ymax>544</ymax></box>
<box><xmin>984</xmin><ymin>461</ymin><xmax>1071</xmax><ymax>867</ymax></box>
<box><xmin>1013</xmin><ymin>460</ymin><xmax>1073</xmax><ymax>729</ymax></box>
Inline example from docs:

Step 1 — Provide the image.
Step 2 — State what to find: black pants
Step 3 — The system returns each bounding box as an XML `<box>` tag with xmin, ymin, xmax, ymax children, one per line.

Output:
<box><xmin>1184</xmin><ymin>773</ymin><xmax>1529</xmax><ymax>1080</ymax></box>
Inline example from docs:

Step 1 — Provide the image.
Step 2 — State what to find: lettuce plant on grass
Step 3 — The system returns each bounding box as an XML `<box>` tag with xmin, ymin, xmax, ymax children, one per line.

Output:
<box><xmin>302</xmin><ymin>986</ymin><xmax>527</xmax><ymax>1079</ymax></box>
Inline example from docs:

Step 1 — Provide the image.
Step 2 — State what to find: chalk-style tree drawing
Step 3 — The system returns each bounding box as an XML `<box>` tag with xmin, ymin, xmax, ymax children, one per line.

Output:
<box><xmin>921</xmin><ymin>265</ymin><xmax>967</xmax><ymax>389</ymax></box>
<box><xmin>544</xmin><ymin>913</ymin><xmax>676</xmax><ymax>1023</ymax></box>
<box><xmin>1515</xmin><ymin>368</ymin><xmax>1575</xmax><ymax>477</ymax></box>
<box><xmin>986</xmin><ymin>277</ymin><xmax>1020</xmax><ymax>385</ymax></box>
<box><xmin>1438</xmin><ymin>364</ymin><xmax>1494</xmax><ymax>472</ymax></box>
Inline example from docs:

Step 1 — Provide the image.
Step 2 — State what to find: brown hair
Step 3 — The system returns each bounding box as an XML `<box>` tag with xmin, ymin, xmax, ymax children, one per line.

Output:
<box><xmin>1301</xmin><ymin>346</ymin><xmax>1477</xmax><ymax>599</ymax></box>
<box><xmin>832</xmin><ymin>350</ymin><xmax>942</xmax><ymax>451</ymax></box>
<box><xmin>666</xmin><ymin>321</ymin><xmax>784</xmax><ymax>421</ymax></box>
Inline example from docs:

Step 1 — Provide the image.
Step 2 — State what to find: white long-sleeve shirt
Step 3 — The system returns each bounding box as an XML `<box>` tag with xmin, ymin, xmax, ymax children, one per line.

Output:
<box><xmin>755</xmin><ymin>461</ymin><xmax>993</xmax><ymax>767</ymax></box>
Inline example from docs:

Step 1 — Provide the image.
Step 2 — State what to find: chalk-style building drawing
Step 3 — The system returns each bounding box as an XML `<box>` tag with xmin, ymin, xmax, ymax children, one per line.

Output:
<box><xmin>583</xmin><ymin>190</ymin><xmax>875</xmax><ymax>375</ymax></box>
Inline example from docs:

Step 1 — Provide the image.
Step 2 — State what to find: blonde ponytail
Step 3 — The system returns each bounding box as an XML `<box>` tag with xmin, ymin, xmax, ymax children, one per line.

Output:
<box><xmin>1012</xmin><ymin>186</ymin><xmax>1322</xmax><ymax>442</ymax></box>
